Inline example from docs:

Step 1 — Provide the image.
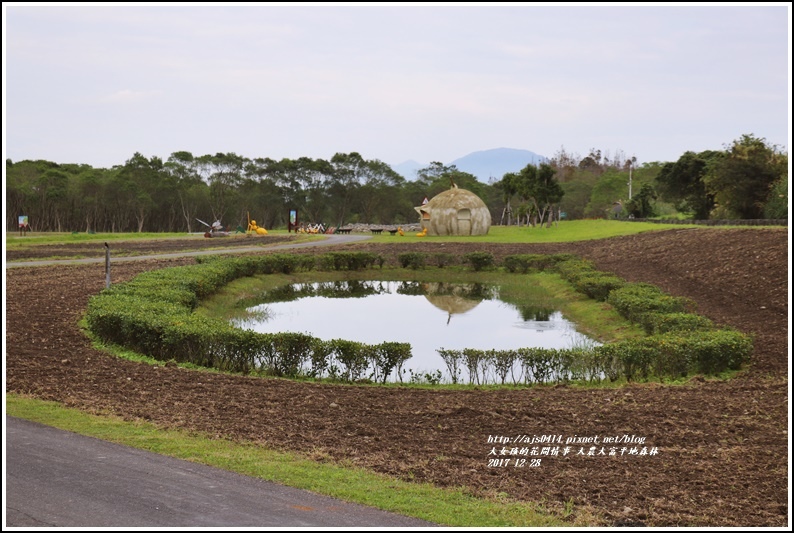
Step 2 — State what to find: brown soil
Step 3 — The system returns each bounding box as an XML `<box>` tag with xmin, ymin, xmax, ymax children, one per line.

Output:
<box><xmin>4</xmin><ymin>234</ymin><xmax>298</xmax><ymax>261</ymax></box>
<box><xmin>5</xmin><ymin>228</ymin><xmax>789</xmax><ymax>526</ymax></box>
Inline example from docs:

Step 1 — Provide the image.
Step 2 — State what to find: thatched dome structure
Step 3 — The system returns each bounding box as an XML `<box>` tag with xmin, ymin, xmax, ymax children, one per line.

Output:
<box><xmin>414</xmin><ymin>184</ymin><xmax>491</xmax><ymax>236</ymax></box>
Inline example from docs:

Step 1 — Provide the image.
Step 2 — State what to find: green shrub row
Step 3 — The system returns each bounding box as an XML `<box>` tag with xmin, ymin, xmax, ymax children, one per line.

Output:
<box><xmin>435</xmin><ymin>326</ymin><xmax>751</xmax><ymax>385</ymax></box>
<box><xmin>437</xmin><ymin>346</ymin><xmax>605</xmax><ymax>385</ymax></box>
<box><xmin>501</xmin><ymin>254</ymin><xmax>753</xmax><ymax>381</ymax></box>
<box><xmin>595</xmin><ymin>329</ymin><xmax>752</xmax><ymax>381</ymax></box>
<box><xmin>87</xmin><ymin>251</ymin><xmax>407</xmax><ymax>381</ymax></box>
<box><xmin>397</xmin><ymin>251</ymin><xmax>497</xmax><ymax>271</ymax></box>
<box><xmin>606</xmin><ymin>283</ymin><xmax>697</xmax><ymax>323</ymax></box>
<box><xmin>502</xmin><ymin>253</ymin><xmax>578</xmax><ymax>274</ymax></box>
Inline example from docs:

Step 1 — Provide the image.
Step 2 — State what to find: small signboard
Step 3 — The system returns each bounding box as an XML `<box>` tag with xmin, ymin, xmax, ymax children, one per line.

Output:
<box><xmin>288</xmin><ymin>209</ymin><xmax>298</xmax><ymax>232</ymax></box>
<box><xmin>18</xmin><ymin>215</ymin><xmax>30</xmax><ymax>235</ymax></box>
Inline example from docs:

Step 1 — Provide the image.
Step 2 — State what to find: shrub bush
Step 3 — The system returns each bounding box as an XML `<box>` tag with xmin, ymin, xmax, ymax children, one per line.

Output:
<box><xmin>569</xmin><ymin>272</ymin><xmax>626</xmax><ymax>301</ymax></box>
<box><xmin>431</xmin><ymin>252</ymin><xmax>456</xmax><ymax>268</ymax></box>
<box><xmin>463</xmin><ymin>251</ymin><xmax>494</xmax><ymax>271</ymax></box>
<box><xmin>607</xmin><ymin>283</ymin><xmax>696</xmax><ymax>323</ymax></box>
<box><xmin>397</xmin><ymin>252</ymin><xmax>426</xmax><ymax>270</ymax></box>
<box><xmin>503</xmin><ymin>253</ymin><xmax>572</xmax><ymax>273</ymax></box>
<box><xmin>642</xmin><ymin>312</ymin><xmax>715</xmax><ymax>335</ymax></box>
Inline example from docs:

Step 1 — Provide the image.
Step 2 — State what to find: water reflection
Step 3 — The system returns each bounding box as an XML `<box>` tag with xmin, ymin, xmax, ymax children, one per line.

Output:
<box><xmin>234</xmin><ymin>280</ymin><xmax>597</xmax><ymax>383</ymax></box>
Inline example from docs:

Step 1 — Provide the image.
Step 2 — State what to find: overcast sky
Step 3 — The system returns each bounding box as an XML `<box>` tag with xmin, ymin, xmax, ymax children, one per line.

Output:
<box><xmin>3</xmin><ymin>3</ymin><xmax>791</xmax><ymax>170</ymax></box>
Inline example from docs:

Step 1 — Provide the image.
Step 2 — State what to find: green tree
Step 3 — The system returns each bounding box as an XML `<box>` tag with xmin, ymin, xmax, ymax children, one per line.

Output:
<box><xmin>353</xmin><ymin>159</ymin><xmax>405</xmax><ymax>224</ymax></box>
<box><xmin>625</xmin><ymin>183</ymin><xmax>657</xmax><ymax>218</ymax></box>
<box><xmin>494</xmin><ymin>172</ymin><xmax>519</xmax><ymax>225</ymax></box>
<box><xmin>578</xmin><ymin>148</ymin><xmax>604</xmax><ymax>174</ymax></box>
<box><xmin>195</xmin><ymin>152</ymin><xmax>246</xmax><ymax>225</ymax></box>
<box><xmin>73</xmin><ymin>167</ymin><xmax>107</xmax><ymax>232</ymax></box>
<box><xmin>763</xmin><ymin>175</ymin><xmax>788</xmax><ymax>219</ymax></box>
<box><xmin>166</xmin><ymin>151</ymin><xmax>210</xmax><ymax>233</ymax></box>
<box><xmin>559</xmin><ymin>177</ymin><xmax>595</xmax><ymax>220</ymax></box>
<box><xmin>5</xmin><ymin>159</ymin><xmax>44</xmax><ymax>230</ymax></box>
<box><xmin>246</xmin><ymin>157</ymin><xmax>293</xmax><ymax>228</ymax></box>
<box><xmin>704</xmin><ymin>134</ymin><xmax>788</xmax><ymax>219</ymax></box>
<box><xmin>584</xmin><ymin>169</ymin><xmax>627</xmax><ymax>219</ymax></box>
<box><xmin>655</xmin><ymin>150</ymin><xmax>721</xmax><ymax>219</ymax></box>
<box><xmin>37</xmin><ymin>169</ymin><xmax>70</xmax><ymax>232</ymax></box>
<box><xmin>515</xmin><ymin>163</ymin><xmax>564</xmax><ymax>227</ymax></box>
<box><xmin>329</xmin><ymin>152</ymin><xmax>367</xmax><ymax>226</ymax></box>
<box><xmin>117</xmin><ymin>153</ymin><xmax>169</xmax><ymax>232</ymax></box>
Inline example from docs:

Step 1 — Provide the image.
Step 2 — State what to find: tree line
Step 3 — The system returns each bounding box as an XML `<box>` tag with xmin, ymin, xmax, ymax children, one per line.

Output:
<box><xmin>5</xmin><ymin>133</ymin><xmax>786</xmax><ymax>233</ymax></box>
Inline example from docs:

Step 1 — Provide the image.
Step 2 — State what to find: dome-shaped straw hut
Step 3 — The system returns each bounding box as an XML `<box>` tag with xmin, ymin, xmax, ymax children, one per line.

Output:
<box><xmin>414</xmin><ymin>183</ymin><xmax>491</xmax><ymax>236</ymax></box>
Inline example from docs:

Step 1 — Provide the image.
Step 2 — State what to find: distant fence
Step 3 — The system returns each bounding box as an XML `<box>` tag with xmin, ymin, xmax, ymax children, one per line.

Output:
<box><xmin>627</xmin><ymin>218</ymin><xmax>787</xmax><ymax>227</ymax></box>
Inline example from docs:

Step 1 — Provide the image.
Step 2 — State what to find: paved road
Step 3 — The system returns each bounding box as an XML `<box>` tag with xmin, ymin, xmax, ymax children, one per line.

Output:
<box><xmin>6</xmin><ymin>233</ymin><xmax>437</xmax><ymax>528</ymax></box>
<box><xmin>5</xmin><ymin>233</ymin><xmax>372</xmax><ymax>268</ymax></box>
<box><xmin>5</xmin><ymin>417</ymin><xmax>434</xmax><ymax>528</ymax></box>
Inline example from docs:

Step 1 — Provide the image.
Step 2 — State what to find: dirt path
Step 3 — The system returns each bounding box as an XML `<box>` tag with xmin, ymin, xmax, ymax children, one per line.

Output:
<box><xmin>5</xmin><ymin>227</ymin><xmax>789</xmax><ymax>526</ymax></box>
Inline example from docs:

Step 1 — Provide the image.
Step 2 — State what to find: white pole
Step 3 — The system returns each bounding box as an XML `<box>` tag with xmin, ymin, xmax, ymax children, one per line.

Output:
<box><xmin>628</xmin><ymin>162</ymin><xmax>633</xmax><ymax>200</ymax></box>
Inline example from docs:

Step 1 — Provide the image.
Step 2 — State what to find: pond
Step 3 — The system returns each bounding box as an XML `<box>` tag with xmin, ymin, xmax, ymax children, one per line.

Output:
<box><xmin>233</xmin><ymin>280</ymin><xmax>598</xmax><ymax>383</ymax></box>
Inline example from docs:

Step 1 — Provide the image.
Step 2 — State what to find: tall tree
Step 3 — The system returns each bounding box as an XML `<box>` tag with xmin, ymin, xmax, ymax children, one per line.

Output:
<box><xmin>495</xmin><ymin>172</ymin><xmax>519</xmax><ymax>225</ymax></box>
<box><xmin>655</xmin><ymin>150</ymin><xmax>721</xmax><ymax>219</ymax></box>
<box><xmin>73</xmin><ymin>167</ymin><xmax>107</xmax><ymax>232</ymax></box>
<box><xmin>117</xmin><ymin>152</ymin><xmax>168</xmax><ymax>232</ymax></box>
<box><xmin>549</xmin><ymin>145</ymin><xmax>581</xmax><ymax>183</ymax></box>
<box><xmin>763</xmin><ymin>176</ymin><xmax>788</xmax><ymax>219</ymax></box>
<box><xmin>515</xmin><ymin>163</ymin><xmax>564</xmax><ymax>227</ymax></box>
<box><xmin>196</xmin><ymin>152</ymin><xmax>246</xmax><ymax>225</ymax></box>
<box><xmin>329</xmin><ymin>152</ymin><xmax>368</xmax><ymax>226</ymax></box>
<box><xmin>625</xmin><ymin>183</ymin><xmax>657</xmax><ymax>218</ymax></box>
<box><xmin>704</xmin><ymin>134</ymin><xmax>788</xmax><ymax>219</ymax></box>
<box><xmin>166</xmin><ymin>151</ymin><xmax>209</xmax><ymax>232</ymax></box>
<box><xmin>354</xmin><ymin>159</ymin><xmax>405</xmax><ymax>224</ymax></box>
<box><xmin>585</xmin><ymin>169</ymin><xmax>630</xmax><ymax>219</ymax></box>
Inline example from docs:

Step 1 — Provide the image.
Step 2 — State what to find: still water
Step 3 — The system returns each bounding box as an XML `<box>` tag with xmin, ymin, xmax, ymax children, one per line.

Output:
<box><xmin>234</xmin><ymin>280</ymin><xmax>596</xmax><ymax>382</ymax></box>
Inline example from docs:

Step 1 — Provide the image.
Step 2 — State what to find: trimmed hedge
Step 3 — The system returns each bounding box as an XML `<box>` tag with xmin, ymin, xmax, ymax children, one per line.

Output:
<box><xmin>87</xmin><ymin>251</ymin><xmax>400</xmax><ymax>381</ymax></box>
<box><xmin>607</xmin><ymin>283</ymin><xmax>696</xmax><ymax>322</ymax></box>
<box><xmin>502</xmin><ymin>253</ymin><xmax>576</xmax><ymax>274</ymax></box>
<box><xmin>462</xmin><ymin>251</ymin><xmax>495</xmax><ymax>271</ymax></box>
<box><xmin>397</xmin><ymin>252</ymin><xmax>426</xmax><ymax>270</ymax></box>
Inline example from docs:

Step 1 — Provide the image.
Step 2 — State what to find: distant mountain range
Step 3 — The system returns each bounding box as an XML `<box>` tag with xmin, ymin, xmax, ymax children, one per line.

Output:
<box><xmin>391</xmin><ymin>147</ymin><xmax>549</xmax><ymax>182</ymax></box>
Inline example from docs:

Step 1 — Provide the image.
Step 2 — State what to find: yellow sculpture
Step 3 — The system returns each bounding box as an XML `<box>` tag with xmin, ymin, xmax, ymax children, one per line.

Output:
<box><xmin>248</xmin><ymin>219</ymin><xmax>268</xmax><ymax>235</ymax></box>
<box><xmin>416</xmin><ymin>227</ymin><xmax>427</xmax><ymax>237</ymax></box>
<box><xmin>398</xmin><ymin>226</ymin><xmax>404</xmax><ymax>236</ymax></box>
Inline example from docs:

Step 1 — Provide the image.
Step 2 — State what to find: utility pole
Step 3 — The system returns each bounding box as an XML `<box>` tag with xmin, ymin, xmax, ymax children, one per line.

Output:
<box><xmin>628</xmin><ymin>161</ymin><xmax>633</xmax><ymax>200</ymax></box>
<box><xmin>627</xmin><ymin>157</ymin><xmax>635</xmax><ymax>200</ymax></box>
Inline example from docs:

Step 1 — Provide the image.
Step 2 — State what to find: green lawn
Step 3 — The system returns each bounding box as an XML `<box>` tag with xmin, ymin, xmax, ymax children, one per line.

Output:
<box><xmin>360</xmin><ymin>219</ymin><xmax>698</xmax><ymax>244</ymax></box>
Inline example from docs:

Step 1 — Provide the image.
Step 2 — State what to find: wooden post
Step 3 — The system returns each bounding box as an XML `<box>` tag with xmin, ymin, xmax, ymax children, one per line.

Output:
<box><xmin>104</xmin><ymin>242</ymin><xmax>111</xmax><ymax>288</ymax></box>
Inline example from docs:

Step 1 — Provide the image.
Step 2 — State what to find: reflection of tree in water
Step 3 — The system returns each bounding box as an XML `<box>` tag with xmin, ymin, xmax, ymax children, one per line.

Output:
<box><xmin>259</xmin><ymin>281</ymin><xmax>389</xmax><ymax>303</ymax></box>
<box><xmin>395</xmin><ymin>281</ymin><xmax>426</xmax><ymax>296</ymax></box>
<box><xmin>251</xmin><ymin>281</ymin><xmax>553</xmax><ymax>325</ymax></box>
<box><xmin>516</xmin><ymin>305</ymin><xmax>553</xmax><ymax>322</ymax></box>
<box><xmin>395</xmin><ymin>281</ymin><xmax>497</xmax><ymax>299</ymax></box>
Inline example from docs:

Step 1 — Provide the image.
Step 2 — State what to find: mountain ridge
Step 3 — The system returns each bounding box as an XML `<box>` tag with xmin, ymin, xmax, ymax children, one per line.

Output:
<box><xmin>392</xmin><ymin>147</ymin><xmax>548</xmax><ymax>182</ymax></box>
